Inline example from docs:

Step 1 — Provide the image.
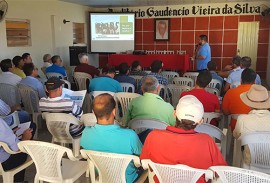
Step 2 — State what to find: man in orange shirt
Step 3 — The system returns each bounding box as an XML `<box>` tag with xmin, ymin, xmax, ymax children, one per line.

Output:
<box><xmin>222</xmin><ymin>68</ymin><xmax>256</xmax><ymax>130</ymax></box>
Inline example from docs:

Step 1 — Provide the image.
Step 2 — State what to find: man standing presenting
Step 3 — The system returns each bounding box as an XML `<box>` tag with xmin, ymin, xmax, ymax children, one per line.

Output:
<box><xmin>195</xmin><ymin>35</ymin><xmax>211</xmax><ymax>71</ymax></box>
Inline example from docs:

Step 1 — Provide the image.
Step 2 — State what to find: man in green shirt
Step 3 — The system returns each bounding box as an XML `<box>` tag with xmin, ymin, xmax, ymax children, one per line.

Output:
<box><xmin>125</xmin><ymin>76</ymin><xmax>176</xmax><ymax>126</ymax></box>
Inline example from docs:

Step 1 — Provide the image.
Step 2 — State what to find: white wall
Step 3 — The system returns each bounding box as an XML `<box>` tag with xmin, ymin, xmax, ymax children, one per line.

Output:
<box><xmin>0</xmin><ymin>0</ymin><xmax>90</xmax><ymax>75</ymax></box>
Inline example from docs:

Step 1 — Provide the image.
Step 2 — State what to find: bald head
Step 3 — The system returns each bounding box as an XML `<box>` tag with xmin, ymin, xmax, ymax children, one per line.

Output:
<box><xmin>92</xmin><ymin>93</ymin><xmax>116</xmax><ymax>122</ymax></box>
<box><xmin>141</xmin><ymin>76</ymin><xmax>160</xmax><ymax>94</ymax></box>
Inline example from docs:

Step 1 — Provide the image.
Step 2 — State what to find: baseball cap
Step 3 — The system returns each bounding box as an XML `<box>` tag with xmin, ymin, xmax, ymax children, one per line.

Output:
<box><xmin>175</xmin><ymin>95</ymin><xmax>204</xmax><ymax>123</ymax></box>
<box><xmin>45</xmin><ymin>77</ymin><xmax>65</xmax><ymax>90</ymax></box>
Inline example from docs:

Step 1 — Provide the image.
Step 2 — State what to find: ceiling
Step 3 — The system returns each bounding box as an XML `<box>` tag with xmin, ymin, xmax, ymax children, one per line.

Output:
<box><xmin>60</xmin><ymin>0</ymin><xmax>256</xmax><ymax>8</ymax></box>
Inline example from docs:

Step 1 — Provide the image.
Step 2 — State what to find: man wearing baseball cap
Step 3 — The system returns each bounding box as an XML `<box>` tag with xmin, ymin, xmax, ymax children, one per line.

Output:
<box><xmin>39</xmin><ymin>77</ymin><xmax>84</xmax><ymax>137</ymax></box>
<box><xmin>233</xmin><ymin>85</ymin><xmax>270</xmax><ymax>166</ymax></box>
<box><xmin>141</xmin><ymin>95</ymin><xmax>226</xmax><ymax>183</ymax></box>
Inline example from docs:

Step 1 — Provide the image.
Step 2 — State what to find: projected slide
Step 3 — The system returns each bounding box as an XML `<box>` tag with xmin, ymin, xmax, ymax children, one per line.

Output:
<box><xmin>92</xmin><ymin>15</ymin><xmax>134</xmax><ymax>41</ymax></box>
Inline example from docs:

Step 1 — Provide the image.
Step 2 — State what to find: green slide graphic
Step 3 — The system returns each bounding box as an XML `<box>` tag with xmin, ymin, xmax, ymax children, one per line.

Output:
<box><xmin>120</xmin><ymin>16</ymin><xmax>133</xmax><ymax>34</ymax></box>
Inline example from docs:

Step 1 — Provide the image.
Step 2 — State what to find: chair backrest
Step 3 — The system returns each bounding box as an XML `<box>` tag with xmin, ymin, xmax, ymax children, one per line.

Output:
<box><xmin>129</xmin><ymin>75</ymin><xmax>143</xmax><ymax>89</ymax></box>
<box><xmin>115</xmin><ymin>92</ymin><xmax>141</xmax><ymax>118</ymax></box>
<box><xmin>159</xmin><ymin>84</ymin><xmax>166</xmax><ymax>100</ymax></box>
<box><xmin>61</xmin><ymin>79</ymin><xmax>71</xmax><ymax>89</ymax></box>
<box><xmin>172</xmin><ymin>77</ymin><xmax>194</xmax><ymax>87</ymax></box>
<box><xmin>205</xmin><ymin>87</ymin><xmax>220</xmax><ymax>96</ymax></box>
<box><xmin>18</xmin><ymin>140</ymin><xmax>74</xmax><ymax>182</ymax></box>
<box><xmin>0</xmin><ymin>141</ymin><xmax>18</xmax><ymax>174</ymax></box>
<box><xmin>90</xmin><ymin>91</ymin><xmax>115</xmax><ymax>99</ymax></box>
<box><xmin>18</xmin><ymin>84</ymin><xmax>40</xmax><ymax>114</ymax></box>
<box><xmin>45</xmin><ymin>113</ymin><xmax>80</xmax><ymax>142</ymax></box>
<box><xmin>203</xmin><ymin>112</ymin><xmax>222</xmax><ymax>124</ymax></box>
<box><xmin>73</xmin><ymin>72</ymin><xmax>92</xmax><ymax>91</ymax></box>
<box><xmin>209</xmin><ymin>166</ymin><xmax>270</xmax><ymax>183</ymax></box>
<box><xmin>129</xmin><ymin>118</ymin><xmax>168</xmax><ymax>134</ymax></box>
<box><xmin>80</xmin><ymin>150</ymin><xmax>141</xmax><ymax>183</ymax></box>
<box><xmin>141</xmin><ymin>159</ymin><xmax>208</xmax><ymax>183</ymax></box>
<box><xmin>239</xmin><ymin>132</ymin><xmax>270</xmax><ymax>170</ymax></box>
<box><xmin>0</xmin><ymin>83</ymin><xmax>21</xmax><ymax>107</ymax></box>
<box><xmin>161</xmin><ymin>71</ymin><xmax>179</xmax><ymax>84</ymax></box>
<box><xmin>195</xmin><ymin>123</ymin><xmax>225</xmax><ymax>141</ymax></box>
<box><xmin>183</xmin><ymin>72</ymin><xmax>199</xmax><ymax>84</ymax></box>
<box><xmin>120</xmin><ymin>83</ymin><xmax>135</xmax><ymax>93</ymax></box>
<box><xmin>166</xmin><ymin>84</ymin><xmax>191</xmax><ymax>108</ymax></box>
<box><xmin>46</xmin><ymin>72</ymin><xmax>64</xmax><ymax>79</ymax></box>
<box><xmin>208</xmin><ymin>79</ymin><xmax>222</xmax><ymax>91</ymax></box>
<box><xmin>146</xmin><ymin>50</ymin><xmax>156</xmax><ymax>54</ymax></box>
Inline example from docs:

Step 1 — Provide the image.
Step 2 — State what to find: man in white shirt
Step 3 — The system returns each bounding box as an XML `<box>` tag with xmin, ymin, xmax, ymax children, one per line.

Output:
<box><xmin>0</xmin><ymin>59</ymin><xmax>21</xmax><ymax>86</ymax></box>
<box><xmin>234</xmin><ymin>84</ymin><xmax>270</xmax><ymax>165</ymax></box>
<box><xmin>43</xmin><ymin>54</ymin><xmax>52</xmax><ymax>68</ymax></box>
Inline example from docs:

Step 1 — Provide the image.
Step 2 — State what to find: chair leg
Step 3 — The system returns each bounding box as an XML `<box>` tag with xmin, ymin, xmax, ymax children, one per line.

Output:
<box><xmin>34</xmin><ymin>174</ymin><xmax>39</xmax><ymax>183</ymax></box>
<box><xmin>73</xmin><ymin>141</ymin><xmax>80</xmax><ymax>157</ymax></box>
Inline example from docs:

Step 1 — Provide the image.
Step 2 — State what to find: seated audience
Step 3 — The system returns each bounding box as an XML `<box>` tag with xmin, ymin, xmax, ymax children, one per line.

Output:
<box><xmin>22</xmin><ymin>53</ymin><xmax>32</xmax><ymax>64</ymax></box>
<box><xmin>89</xmin><ymin>66</ymin><xmax>122</xmax><ymax>93</ymax></box>
<box><xmin>12</xmin><ymin>56</ymin><xmax>26</xmax><ymax>78</ymax></box>
<box><xmin>218</xmin><ymin>55</ymin><xmax>241</xmax><ymax>78</ymax></box>
<box><xmin>43</xmin><ymin>54</ymin><xmax>52</xmax><ymax>68</ymax></box>
<box><xmin>0</xmin><ymin>118</ymin><xmax>33</xmax><ymax>183</ymax></box>
<box><xmin>130</xmin><ymin>60</ymin><xmax>147</xmax><ymax>76</ymax></box>
<box><xmin>81</xmin><ymin>93</ymin><xmax>142</xmax><ymax>183</ymax></box>
<box><xmin>223</xmin><ymin>56</ymin><xmax>261</xmax><ymax>93</ymax></box>
<box><xmin>125</xmin><ymin>76</ymin><xmax>175</xmax><ymax>126</ymax></box>
<box><xmin>0</xmin><ymin>98</ymin><xmax>32</xmax><ymax>126</ymax></box>
<box><xmin>39</xmin><ymin>77</ymin><xmax>84</xmax><ymax>137</ymax></box>
<box><xmin>114</xmin><ymin>62</ymin><xmax>136</xmax><ymax>87</ymax></box>
<box><xmin>20</xmin><ymin>63</ymin><xmax>47</xmax><ymax>98</ymax></box>
<box><xmin>0</xmin><ymin>59</ymin><xmax>22</xmax><ymax>86</ymax></box>
<box><xmin>222</xmin><ymin>68</ymin><xmax>256</xmax><ymax>131</ymax></box>
<box><xmin>140</xmin><ymin>95</ymin><xmax>227</xmax><ymax>183</ymax></box>
<box><xmin>207</xmin><ymin>61</ymin><xmax>224</xmax><ymax>87</ymax></box>
<box><xmin>181</xmin><ymin>70</ymin><xmax>220</xmax><ymax>125</ymax></box>
<box><xmin>74</xmin><ymin>53</ymin><xmax>100</xmax><ymax>78</ymax></box>
<box><xmin>46</xmin><ymin>55</ymin><xmax>67</xmax><ymax>78</ymax></box>
<box><xmin>147</xmin><ymin>60</ymin><xmax>168</xmax><ymax>85</ymax></box>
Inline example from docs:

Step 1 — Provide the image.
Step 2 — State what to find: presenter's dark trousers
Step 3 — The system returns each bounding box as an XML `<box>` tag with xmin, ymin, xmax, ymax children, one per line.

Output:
<box><xmin>2</xmin><ymin>153</ymin><xmax>28</xmax><ymax>182</ymax></box>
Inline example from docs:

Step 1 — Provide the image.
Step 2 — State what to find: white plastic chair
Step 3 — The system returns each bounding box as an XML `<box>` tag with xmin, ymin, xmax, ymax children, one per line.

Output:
<box><xmin>17</xmin><ymin>84</ymin><xmax>41</xmax><ymax>137</ymax></box>
<box><xmin>46</xmin><ymin>72</ymin><xmax>65</xmax><ymax>79</ymax></box>
<box><xmin>61</xmin><ymin>79</ymin><xmax>71</xmax><ymax>89</ymax></box>
<box><xmin>80</xmin><ymin>113</ymin><xmax>97</xmax><ymax>127</ymax></box>
<box><xmin>18</xmin><ymin>141</ymin><xmax>87</xmax><ymax>183</ymax></box>
<box><xmin>0</xmin><ymin>83</ymin><xmax>21</xmax><ymax>107</ymax></box>
<box><xmin>209</xmin><ymin>166</ymin><xmax>270</xmax><ymax>183</ymax></box>
<box><xmin>120</xmin><ymin>83</ymin><xmax>135</xmax><ymax>93</ymax></box>
<box><xmin>177</xmin><ymin>50</ymin><xmax>187</xmax><ymax>54</ymax></box>
<box><xmin>172</xmin><ymin>77</ymin><xmax>194</xmax><ymax>87</ymax></box>
<box><xmin>159</xmin><ymin>84</ymin><xmax>167</xmax><ymax>101</ymax></box>
<box><xmin>195</xmin><ymin>123</ymin><xmax>227</xmax><ymax>159</ymax></box>
<box><xmin>129</xmin><ymin>75</ymin><xmax>143</xmax><ymax>89</ymax></box>
<box><xmin>161</xmin><ymin>71</ymin><xmax>179</xmax><ymax>84</ymax></box>
<box><xmin>128</xmin><ymin>118</ymin><xmax>168</xmax><ymax>134</ymax></box>
<box><xmin>114</xmin><ymin>92</ymin><xmax>141</xmax><ymax>124</ymax></box>
<box><xmin>203</xmin><ymin>112</ymin><xmax>223</xmax><ymax>125</ymax></box>
<box><xmin>227</xmin><ymin>114</ymin><xmax>239</xmax><ymax>158</ymax></box>
<box><xmin>80</xmin><ymin>150</ymin><xmax>147</xmax><ymax>183</ymax></box>
<box><xmin>205</xmin><ymin>87</ymin><xmax>220</xmax><ymax>96</ymax></box>
<box><xmin>166</xmin><ymin>84</ymin><xmax>191</xmax><ymax>108</ymax></box>
<box><xmin>0</xmin><ymin>141</ymin><xmax>33</xmax><ymax>183</ymax></box>
<box><xmin>146</xmin><ymin>50</ymin><xmax>156</xmax><ymax>54</ymax></box>
<box><xmin>0</xmin><ymin>111</ymin><xmax>20</xmax><ymax>129</ymax></box>
<box><xmin>73</xmin><ymin>72</ymin><xmax>92</xmax><ymax>91</ymax></box>
<box><xmin>141</xmin><ymin>159</ymin><xmax>211</xmax><ymax>183</ymax></box>
<box><xmin>208</xmin><ymin>79</ymin><xmax>222</xmax><ymax>91</ymax></box>
<box><xmin>239</xmin><ymin>132</ymin><xmax>270</xmax><ymax>173</ymax></box>
<box><xmin>144</xmin><ymin>70</ymin><xmax>151</xmax><ymax>74</ymax></box>
<box><xmin>183</xmin><ymin>72</ymin><xmax>199</xmax><ymax>84</ymax></box>
<box><xmin>45</xmin><ymin>113</ymin><xmax>82</xmax><ymax>157</ymax></box>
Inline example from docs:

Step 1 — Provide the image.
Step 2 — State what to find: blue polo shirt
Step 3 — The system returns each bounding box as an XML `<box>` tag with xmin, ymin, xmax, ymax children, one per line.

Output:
<box><xmin>226</xmin><ymin>68</ymin><xmax>261</xmax><ymax>85</ymax></box>
<box><xmin>80</xmin><ymin>124</ymin><xmax>142</xmax><ymax>183</ymax></box>
<box><xmin>197</xmin><ymin>43</ymin><xmax>211</xmax><ymax>70</ymax></box>
<box><xmin>89</xmin><ymin>76</ymin><xmax>123</xmax><ymax>93</ymax></box>
<box><xmin>46</xmin><ymin>64</ymin><xmax>67</xmax><ymax>77</ymax></box>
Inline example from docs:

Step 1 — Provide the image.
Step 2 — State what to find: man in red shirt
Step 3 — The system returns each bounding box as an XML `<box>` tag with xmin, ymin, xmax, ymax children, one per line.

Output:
<box><xmin>140</xmin><ymin>95</ymin><xmax>227</xmax><ymax>183</ymax></box>
<box><xmin>74</xmin><ymin>53</ymin><xmax>100</xmax><ymax>78</ymax></box>
<box><xmin>181</xmin><ymin>70</ymin><xmax>220</xmax><ymax>125</ymax></box>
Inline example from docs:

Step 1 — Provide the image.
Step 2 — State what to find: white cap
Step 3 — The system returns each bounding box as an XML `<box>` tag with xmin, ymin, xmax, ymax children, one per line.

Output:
<box><xmin>176</xmin><ymin>95</ymin><xmax>204</xmax><ymax>123</ymax></box>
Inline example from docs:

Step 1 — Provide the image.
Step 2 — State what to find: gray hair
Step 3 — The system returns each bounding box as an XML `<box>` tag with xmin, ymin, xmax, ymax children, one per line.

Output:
<box><xmin>43</xmin><ymin>54</ymin><xmax>51</xmax><ymax>62</ymax></box>
<box><xmin>142</xmin><ymin>76</ymin><xmax>159</xmax><ymax>92</ymax></box>
<box><xmin>78</xmin><ymin>53</ymin><xmax>88</xmax><ymax>62</ymax></box>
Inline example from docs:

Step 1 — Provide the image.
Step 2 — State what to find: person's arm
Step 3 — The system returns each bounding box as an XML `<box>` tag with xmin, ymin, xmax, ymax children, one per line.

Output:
<box><xmin>209</xmin><ymin>138</ymin><xmax>227</xmax><ymax>166</ymax></box>
<box><xmin>197</xmin><ymin>47</ymin><xmax>207</xmax><ymax>60</ymax></box>
<box><xmin>37</xmin><ymin>82</ymin><xmax>47</xmax><ymax>98</ymax></box>
<box><xmin>72</xmin><ymin>102</ymin><xmax>83</xmax><ymax>117</ymax></box>
<box><xmin>214</xmin><ymin>96</ymin><xmax>221</xmax><ymax>113</ymax></box>
<box><xmin>140</xmin><ymin>132</ymin><xmax>152</xmax><ymax>160</ymax></box>
<box><xmin>0</xmin><ymin>99</ymin><xmax>11</xmax><ymax>116</ymax></box>
<box><xmin>130</xmin><ymin>131</ymin><xmax>143</xmax><ymax>156</ymax></box>
<box><xmin>223</xmin><ymin>82</ymin><xmax>230</xmax><ymax>94</ymax></box>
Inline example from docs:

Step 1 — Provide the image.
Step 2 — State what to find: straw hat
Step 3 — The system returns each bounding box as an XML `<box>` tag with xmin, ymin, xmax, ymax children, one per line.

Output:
<box><xmin>240</xmin><ymin>84</ymin><xmax>270</xmax><ymax>109</ymax></box>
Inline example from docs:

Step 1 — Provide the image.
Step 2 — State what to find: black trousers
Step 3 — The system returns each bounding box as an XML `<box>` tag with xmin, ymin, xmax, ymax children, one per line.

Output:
<box><xmin>2</xmin><ymin>153</ymin><xmax>28</xmax><ymax>182</ymax></box>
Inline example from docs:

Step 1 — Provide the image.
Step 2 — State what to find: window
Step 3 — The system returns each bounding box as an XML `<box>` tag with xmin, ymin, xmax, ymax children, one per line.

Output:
<box><xmin>6</xmin><ymin>19</ymin><xmax>31</xmax><ymax>47</ymax></box>
<box><xmin>73</xmin><ymin>23</ymin><xmax>85</xmax><ymax>44</ymax></box>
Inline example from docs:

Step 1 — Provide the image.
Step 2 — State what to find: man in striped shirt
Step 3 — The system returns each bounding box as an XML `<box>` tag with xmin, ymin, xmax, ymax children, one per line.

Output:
<box><xmin>39</xmin><ymin>77</ymin><xmax>84</xmax><ymax>137</ymax></box>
